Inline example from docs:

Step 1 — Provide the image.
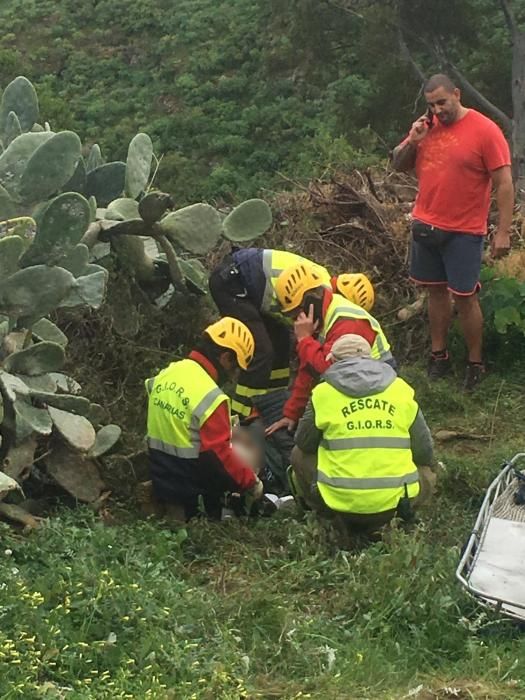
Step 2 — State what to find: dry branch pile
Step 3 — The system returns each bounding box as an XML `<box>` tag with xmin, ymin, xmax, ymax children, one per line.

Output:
<box><xmin>268</xmin><ymin>168</ymin><xmax>418</xmax><ymax>312</ymax></box>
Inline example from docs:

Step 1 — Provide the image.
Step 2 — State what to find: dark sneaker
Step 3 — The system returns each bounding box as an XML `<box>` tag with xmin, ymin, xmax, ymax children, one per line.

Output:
<box><xmin>427</xmin><ymin>353</ymin><xmax>451</xmax><ymax>380</ymax></box>
<box><xmin>464</xmin><ymin>363</ymin><xmax>485</xmax><ymax>392</ymax></box>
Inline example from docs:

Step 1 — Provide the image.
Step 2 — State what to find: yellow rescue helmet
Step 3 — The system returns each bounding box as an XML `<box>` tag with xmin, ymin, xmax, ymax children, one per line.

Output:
<box><xmin>275</xmin><ymin>262</ymin><xmax>327</xmax><ymax>312</ymax></box>
<box><xmin>336</xmin><ymin>273</ymin><xmax>375</xmax><ymax>311</ymax></box>
<box><xmin>205</xmin><ymin>317</ymin><xmax>255</xmax><ymax>370</ymax></box>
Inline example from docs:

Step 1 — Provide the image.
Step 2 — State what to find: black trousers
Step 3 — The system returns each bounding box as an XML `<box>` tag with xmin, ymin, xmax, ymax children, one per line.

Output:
<box><xmin>209</xmin><ymin>258</ymin><xmax>291</xmax><ymax>416</ymax></box>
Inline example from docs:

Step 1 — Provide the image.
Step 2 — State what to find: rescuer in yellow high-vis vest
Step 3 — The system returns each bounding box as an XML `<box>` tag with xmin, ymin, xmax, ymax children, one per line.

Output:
<box><xmin>266</xmin><ymin>261</ymin><xmax>392</xmax><ymax>436</ymax></box>
<box><xmin>209</xmin><ymin>248</ymin><xmax>332</xmax><ymax>419</ymax></box>
<box><xmin>290</xmin><ymin>334</ymin><xmax>435</xmax><ymax>531</ymax></box>
<box><xmin>145</xmin><ymin>317</ymin><xmax>264</xmax><ymax>520</ymax></box>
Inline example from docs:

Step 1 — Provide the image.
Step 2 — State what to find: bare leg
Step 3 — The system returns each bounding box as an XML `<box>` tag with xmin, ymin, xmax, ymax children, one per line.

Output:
<box><xmin>427</xmin><ymin>285</ymin><xmax>453</xmax><ymax>351</ymax></box>
<box><xmin>453</xmin><ymin>294</ymin><xmax>483</xmax><ymax>363</ymax></box>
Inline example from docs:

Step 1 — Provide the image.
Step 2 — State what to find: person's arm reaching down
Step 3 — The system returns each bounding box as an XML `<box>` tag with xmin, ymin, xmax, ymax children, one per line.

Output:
<box><xmin>409</xmin><ymin>409</ymin><xmax>434</xmax><ymax>467</ymax></box>
<box><xmin>200</xmin><ymin>401</ymin><xmax>257</xmax><ymax>491</ymax></box>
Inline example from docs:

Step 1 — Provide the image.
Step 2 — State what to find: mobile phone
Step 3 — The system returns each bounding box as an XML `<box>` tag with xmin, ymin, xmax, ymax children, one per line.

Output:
<box><xmin>426</xmin><ymin>107</ymin><xmax>434</xmax><ymax>129</ymax></box>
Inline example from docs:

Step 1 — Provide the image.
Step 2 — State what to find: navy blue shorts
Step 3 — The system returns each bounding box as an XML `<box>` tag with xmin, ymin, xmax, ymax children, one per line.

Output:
<box><xmin>409</xmin><ymin>220</ymin><xmax>484</xmax><ymax>295</ymax></box>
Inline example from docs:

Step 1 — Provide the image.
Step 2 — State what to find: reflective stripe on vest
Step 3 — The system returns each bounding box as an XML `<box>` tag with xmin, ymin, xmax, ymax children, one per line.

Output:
<box><xmin>312</xmin><ymin>376</ymin><xmax>419</xmax><ymax>514</ymax></box>
<box><xmin>317</xmin><ymin>469</ymin><xmax>420</xmax><ymax>490</ymax></box>
<box><xmin>261</xmin><ymin>249</ymin><xmax>331</xmax><ymax>313</ymax></box>
<box><xmin>318</xmin><ymin>294</ymin><xmax>392</xmax><ymax>361</ymax></box>
<box><xmin>146</xmin><ymin>359</ymin><xmax>228</xmax><ymax>460</ymax></box>
<box><xmin>320</xmin><ymin>436</ymin><xmax>411</xmax><ymax>450</ymax></box>
<box><xmin>147</xmin><ymin>437</ymin><xmax>200</xmax><ymax>459</ymax></box>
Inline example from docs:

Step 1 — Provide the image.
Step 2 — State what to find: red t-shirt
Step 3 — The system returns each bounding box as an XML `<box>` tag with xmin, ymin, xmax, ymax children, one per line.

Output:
<box><xmin>411</xmin><ymin>109</ymin><xmax>511</xmax><ymax>234</ymax></box>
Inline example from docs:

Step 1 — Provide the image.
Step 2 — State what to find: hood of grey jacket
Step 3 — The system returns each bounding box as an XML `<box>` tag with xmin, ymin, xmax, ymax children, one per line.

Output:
<box><xmin>321</xmin><ymin>357</ymin><xmax>397</xmax><ymax>397</ymax></box>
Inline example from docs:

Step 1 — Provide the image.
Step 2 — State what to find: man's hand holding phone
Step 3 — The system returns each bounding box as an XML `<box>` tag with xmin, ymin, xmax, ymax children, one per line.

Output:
<box><xmin>408</xmin><ymin>113</ymin><xmax>432</xmax><ymax>145</ymax></box>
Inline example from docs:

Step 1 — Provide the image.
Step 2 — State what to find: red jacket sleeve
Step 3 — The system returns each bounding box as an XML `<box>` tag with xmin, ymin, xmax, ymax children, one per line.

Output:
<box><xmin>283</xmin><ymin>319</ymin><xmax>377</xmax><ymax>421</ymax></box>
<box><xmin>199</xmin><ymin>402</ymin><xmax>256</xmax><ymax>491</ymax></box>
<box><xmin>283</xmin><ymin>362</ymin><xmax>315</xmax><ymax>421</ymax></box>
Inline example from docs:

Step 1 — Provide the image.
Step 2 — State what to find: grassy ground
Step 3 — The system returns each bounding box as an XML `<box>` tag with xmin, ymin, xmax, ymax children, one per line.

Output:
<box><xmin>1</xmin><ymin>362</ymin><xmax>525</xmax><ymax>699</ymax></box>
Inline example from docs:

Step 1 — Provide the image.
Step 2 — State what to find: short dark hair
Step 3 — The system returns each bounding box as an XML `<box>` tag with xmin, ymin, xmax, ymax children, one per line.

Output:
<box><xmin>195</xmin><ymin>334</ymin><xmax>237</xmax><ymax>366</ymax></box>
<box><xmin>424</xmin><ymin>74</ymin><xmax>457</xmax><ymax>94</ymax></box>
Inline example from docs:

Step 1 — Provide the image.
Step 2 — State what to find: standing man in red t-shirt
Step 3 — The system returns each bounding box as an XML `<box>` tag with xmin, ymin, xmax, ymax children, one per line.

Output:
<box><xmin>392</xmin><ymin>74</ymin><xmax>514</xmax><ymax>391</ymax></box>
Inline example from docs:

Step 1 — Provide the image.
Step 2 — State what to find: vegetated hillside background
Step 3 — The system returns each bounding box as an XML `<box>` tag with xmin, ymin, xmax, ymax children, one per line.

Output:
<box><xmin>0</xmin><ymin>0</ymin><xmax>513</xmax><ymax>203</ymax></box>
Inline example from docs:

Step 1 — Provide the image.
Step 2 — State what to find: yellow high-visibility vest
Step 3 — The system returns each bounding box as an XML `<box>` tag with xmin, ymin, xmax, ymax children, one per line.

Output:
<box><xmin>312</xmin><ymin>376</ymin><xmax>420</xmax><ymax>513</ymax></box>
<box><xmin>319</xmin><ymin>293</ymin><xmax>392</xmax><ymax>361</ymax></box>
<box><xmin>261</xmin><ymin>249</ymin><xmax>331</xmax><ymax>313</ymax></box>
<box><xmin>145</xmin><ymin>359</ymin><xmax>228</xmax><ymax>459</ymax></box>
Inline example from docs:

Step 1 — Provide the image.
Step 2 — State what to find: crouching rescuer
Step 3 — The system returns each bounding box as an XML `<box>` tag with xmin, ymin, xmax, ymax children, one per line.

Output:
<box><xmin>145</xmin><ymin>318</ymin><xmax>264</xmax><ymax>520</ymax></box>
<box><xmin>290</xmin><ymin>334</ymin><xmax>435</xmax><ymax>531</ymax></box>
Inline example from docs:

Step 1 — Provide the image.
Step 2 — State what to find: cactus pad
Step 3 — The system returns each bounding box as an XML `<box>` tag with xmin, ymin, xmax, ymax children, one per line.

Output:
<box><xmin>59</xmin><ymin>265</ymin><xmax>108</xmax><ymax>310</ymax></box>
<box><xmin>86</xmin><ymin>144</ymin><xmax>103</xmax><ymax>172</ymax></box>
<box><xmin>4</xmin><ymin>111</ymin><xmax>22</xmax><ymax>147</ymax></box>
<box><xmin>20</xmin><ymin>192</ymin><xmax>90</xmax><ymax>267</ymax></box>
<box><xmin>159</xmin><ymin>203</ymin><xmax>222</xmax><ymax>254</ymax></box>
<box><xmin>14</xmin><ymin>398</ymin><xmax>53</xmax><ymax>441</ymax></box>
<box><xmin>222</xmin><ymin>199</ymin><xmax>272</xmax><ymax>242</ymax></box>
<box><xmin>0</xmin><ymin>235</ymin><xmax>23</xmax><ymax>278</ymax></box>
<box><xmin>125</xmin><ymin>133</ymin><xmax>153</xmax><ymax>199</ymax></box>
<box><xmin>0</xmin><ymin>132</ymin><xmax>53</xmax><ymax>197</ymax></box>
<box><xmin>0</xmin><ymin>76</ymin><xmax>39</xmax><ymax>133</ymax></box>
<box><xmin>85</xmin><ymin>162</ymin><xmax>126</xmax><ymax>206</ymax></box>
<box><xmin>62</xmin><ymin>156</ymin><xmax>86</xmax><ymax>194</ymax></box>
<box><xmin>48</xmin><ymin>406</ymin><xmax>96</xmax><ymax>452</ymax></box>
<box><xmin>31</xmin><ymin>392</ymin><xmax>90</xmax><ymax>416</ymax></box>
<box><xmin>180</xmin><ymin>258</ymin><xmax>208</xmax><ymax>295</ymax></box>
<box><xmin>110</xmin><ymin>234</ymin><xmax>155</xmax><ymax>282</ymax></box>
<box><xmin>49</xmin><ymin>373</ymin><xmax>82</xmax><ymax>395</ymax></box>
<box><xmin>19</xmin><ymin>131</ymin><xmax>82</xmax><ymax>203</ymax></box>
<box><xmin>138</xmin><ymin>192</ymin><xmax>174</xmax><ymax>224</ymax></box>
<box><xmin>32</xmin><ymin>318</ymin><xmax>68</xmax><ymax>347</ymax></box>
<box><xmin>46</xmin><ymin>443</ymin><xmax>105</xmax><ymax>502</ymax></box>
<box><xmin>106</xmin><ymin>197</ymin><xmax>140</xmax><ymax>221</ymax></box>
<box><xmin>0</xmin><ymin>184</ymin><xmax>16</xmax><ymax>219</ymax></box>
<box><xmin>58</xmin><ymin>243</ymin><xmax>90</xmax><ymax>277</ymax></box>
<box><xmin>0</xmin><ymin>265</ymin><xmax>74</xmax><ymax>323</ymax></box>
<box><xmin>4</xmin><ymin>341</ymin><xmax>66</xmax><ymax>375</ymax></box>
<box><xmin>0</xmin><ymin>370</ymin><xmax>30</xmax><ymax>402</ymax></box>
<box><xmin>88</xmin><ymin>424</ymin><xmax>122</xmax><ymax>458</ymax></box>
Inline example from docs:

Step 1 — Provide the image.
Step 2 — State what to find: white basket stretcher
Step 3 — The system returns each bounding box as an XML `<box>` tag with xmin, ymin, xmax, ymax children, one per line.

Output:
<box><xmin>456</xmin><ymin>453</ymin><xmax>525</xmax><ymax>622</ymax></box>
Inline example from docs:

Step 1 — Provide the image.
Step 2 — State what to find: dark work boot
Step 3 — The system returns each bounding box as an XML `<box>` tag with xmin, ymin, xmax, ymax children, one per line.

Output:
<box><xmin>464</xmin><ymin>362</ymin><xmax>485</xmax><ymax>392</ymax></box>
<box><xmin>427</xmin><ymin>350</ymin><xmax>451</xmax><ymax>380</ymax></box>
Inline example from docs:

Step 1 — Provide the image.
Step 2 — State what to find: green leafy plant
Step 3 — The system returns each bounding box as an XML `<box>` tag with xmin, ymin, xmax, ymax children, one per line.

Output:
<box><xmin>479</xmin><ymin>266</ymin><xmax>525</xmax><ymax>336</ymax></box>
